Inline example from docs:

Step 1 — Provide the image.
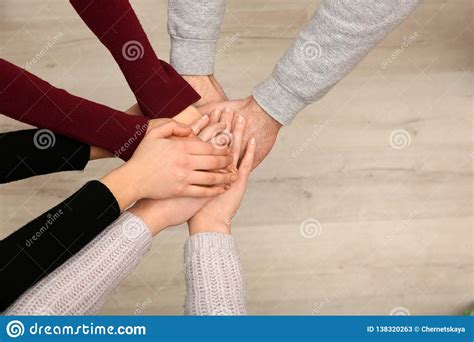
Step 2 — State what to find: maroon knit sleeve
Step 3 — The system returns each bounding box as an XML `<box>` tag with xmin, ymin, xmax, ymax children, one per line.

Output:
<box><xmin>70</xmin><ymin>0</ymin><xmax>201</xmax><ymax>119</ymax></box>
<box><xmin>0</xmin><ymin>58</ymin><xmax>147</xmax><ymax>161</ymax></box>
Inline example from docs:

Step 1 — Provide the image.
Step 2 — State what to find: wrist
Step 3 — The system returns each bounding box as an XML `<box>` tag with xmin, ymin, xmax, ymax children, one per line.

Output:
<box><xmin>173</xmin><ymin>105</ymin><xmax>202</xmax><ymax>125</ymax></box>
<box><xmin>128</xmin><ymin>200</ymin><xmax>168</xmax><ymax>236</ymax></box>
<box><xmin>246</xmin><ymin>95</ymin><xmax>283</xmax><ymax>129</ymax></box>
<box><xmin>100</xmin><ymin>164</ymin><xmax>141</xmax><ymax>210</ymax></box>
<box><xmin>90</xmin><ymin>146</ymin><xmax>114</xmax><ymax>160</ymax></box>
<box><xmin>188</xmin><ymin>214</ymin><xmax>231</xmax><ymax>236</ymax></box>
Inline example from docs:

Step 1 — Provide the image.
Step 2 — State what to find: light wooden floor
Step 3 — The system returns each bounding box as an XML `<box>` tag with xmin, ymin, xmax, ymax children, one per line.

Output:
<box><xmin>0</xmin><ymin>0</ymin><xmax>472</xmax><ymax>315</ymax></box>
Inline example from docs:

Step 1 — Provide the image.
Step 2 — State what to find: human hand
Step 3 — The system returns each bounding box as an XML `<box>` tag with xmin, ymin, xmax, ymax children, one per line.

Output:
<box><xmin>100</xmin><ymin>120</ymin><xmax>235</xmax><ymax>209</ymax></box>
<box><xmin>188</xmin><ymin>115</ymin><xmax>256</xmax><ymax>235</ymax></box>
<box><xmin>128</xmin><ymin>110</ymin><xmax>236</xmax><ymax>235</ymax></box>
<box><xmin>183</xmin><ymin>75</ymin><xmax>227</xmax><ymax>106</ymax></box>
<box><xmin>199</xmin><ymin>96</ymin><xmax>281</xmax><ymax>168</ymax></box>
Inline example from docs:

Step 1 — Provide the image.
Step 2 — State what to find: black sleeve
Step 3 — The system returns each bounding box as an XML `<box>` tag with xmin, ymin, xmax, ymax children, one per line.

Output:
<box><xmin>0</xmin><ymin>180</ymin><xmax>120</xmax><ymax>312</ymax></box>
<box><xmin>0</xmin><ymin>129</ymin><xmax>90</xmax><ymax>184</ymax></box>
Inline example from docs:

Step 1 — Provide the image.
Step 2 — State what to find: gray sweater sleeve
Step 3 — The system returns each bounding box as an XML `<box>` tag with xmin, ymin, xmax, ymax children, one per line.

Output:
<box><xmin>253</xmin><ymin>0</ymin><xmax>421</xmax><ymax>125</ymax></box>
<box><xmin>168</xmin><ymin>0</ymin><xmax>227</xmax><ymax>75</ymax></box>
<box><xmin>184</xmin><ymin>232</ymin><xmax>246</xmax><ymax>315</ymax></box>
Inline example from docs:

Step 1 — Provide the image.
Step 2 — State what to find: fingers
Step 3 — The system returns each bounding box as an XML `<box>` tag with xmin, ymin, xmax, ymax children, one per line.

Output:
<box><xmin>182</xmin><ymin>185</ymin><xmax>226</xmax><ymax>198</ymax></box>
<box><xmin>239</xmin><ymin>138</ymin><xmax>256</xmax><ymax>178</ymax></box>
<box><xmin>231</xmin><ymin>115</ymin><xmax>245</xmax><ymax>167</ymax></box>
<box><xmin>188</xmin><ymin>171</ymin><xmax>237</xmax><ymax>186</ymax></box>
<box><xmin>147</xmin><ymin>120</ymin><xmax>193</xmax><ymax>139</ymax></box>
<box><xmin>199</xmin><ymin>122</ymin><xmax>227</xmax><ymax>142</ymax></box>
<box><xmin>189</xmin><ymin>115</ymin><xmax>210</xmax><ymax>135</ymax></box>
<box><xmin>146</xmin><ymin>118</ymin><xmax>172</xmax><ymax>131</ymax></box>
<box><xmin>189</xmin><ymin>154</ymin><xmax>233</xmax><ymax>170</ymax></box>
<box><xmin>209</xmin><ymin>108</ymin><xmax>222</xmax><ymax>124</ymax></box>
<box><xmin>185</xmin><ymin>140</ymin><xmax>231</xmax><ymax>156</ymax></box>
<box><xmin>220</xmin><ymin>107</ymin><xmax>234</xmax><ymax>131</ymax></box>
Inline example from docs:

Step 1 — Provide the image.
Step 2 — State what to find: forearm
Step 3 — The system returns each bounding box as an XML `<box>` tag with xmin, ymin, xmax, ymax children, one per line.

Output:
<box><xmin>0</xmin><ymin>129</ymin><xmax>90</xmax><ymax>184</ymax></box>
<box><xmin>253</xmin><ymin>0</ymin><xmax>421</xmax><ymax>125</ymax></box>
<box><xmin>184</xmin><ymin>232</ymin><xmax>246</xmax><ymax>315</ymax></box>
<box><xmin>0</xmin><ymin>181</ymin><xmax>120</xmax><ymax>311</ymax></box>
<box><xmin>0</xmin><ymin>58</ymin><xmax>148</xmax><ymax>161</ymax></box>
<box><xmin>5</xmin><ymin>212</ymin><xmax>152</xmax><ymax>315</ymax></box>
<box><xmin>70</xmin><ymin>0</ymin><xmax>200</xmax><ymax>118</ymax></box>
<box><xmin>168</xmin><ymin>0</ymin><xmax>226</xmax><ymax>75</ymax></box>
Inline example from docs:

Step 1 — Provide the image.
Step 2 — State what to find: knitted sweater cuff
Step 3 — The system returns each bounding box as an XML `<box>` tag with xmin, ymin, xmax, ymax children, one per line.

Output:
<box><xmin>170</xmin><ymin>36</ymin><xmax>217</xmax><ymax>75</ymax></box>
<box><xmin>252</xmin><ymin>74</ymin><xmax>307</xmax><ymax>125</ymax></box>
<box><xmin>184</xmin><ymin>232</ymin><xmax>236</xmax><ymax>255</ymax></box>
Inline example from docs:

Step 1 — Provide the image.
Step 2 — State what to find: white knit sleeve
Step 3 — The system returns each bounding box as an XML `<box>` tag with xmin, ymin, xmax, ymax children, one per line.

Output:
<box><xmin>5</xmin><ymin>212</ymin><xmax>152</xmax><ymax>315</ymax></box>
<box><xmin>184</xmin><ymin>232</ymin><xmax>247</xmax><ymax>315</ymax></box>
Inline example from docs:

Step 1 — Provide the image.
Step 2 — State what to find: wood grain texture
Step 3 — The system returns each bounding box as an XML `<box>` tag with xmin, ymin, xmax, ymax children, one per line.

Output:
<box><xmin>0</xmin><ymin>0</ymin><xmax>472</xmax><ymax>315</ymax></box>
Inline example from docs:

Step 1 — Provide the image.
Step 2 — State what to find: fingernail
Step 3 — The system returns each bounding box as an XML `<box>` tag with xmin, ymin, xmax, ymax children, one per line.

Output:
<box><xmin>238</xmin><ymin>115</ymin><xmax>244</xmax><ymax>123</ymax></box>
<box><xmin>231</xmin><ymin>175</ymin><xmax>238</xmax><ymax>182</ymax></box>
<box><xmin>250</xmin><ymin>137</ymin><xmax>256</xmax><ymax>145</ymax></box>
<box><xmin>201</xmin><ymin>114</ymin><xmax>209</xmax><ymax>120</ymax></box>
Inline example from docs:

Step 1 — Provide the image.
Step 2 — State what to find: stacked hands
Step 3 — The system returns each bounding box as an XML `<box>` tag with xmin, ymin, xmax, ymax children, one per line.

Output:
<box><xmin>101</xmin><ymin>107</ymin><xmax>256</xmax><ymax>236</ymax></box>
<box><xmin>0</xmin><ymin>0</ymin><xmax>261</xmax><ymax>315</ymax></box>
<box><xmin>183</xmin><ymin>75</ymin><xmax>283</xmax><ymax>167</ymax></box>
<box><xmin>0</xmin><ymin>0</ymin><xmax>418</xmax><ymax>316</ymax></box>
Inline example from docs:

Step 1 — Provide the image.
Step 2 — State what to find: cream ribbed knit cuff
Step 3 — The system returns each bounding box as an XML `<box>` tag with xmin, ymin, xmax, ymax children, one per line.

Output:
<box><xmin>184</xmin><ymin>232</ymin><xmax>247</xmax><ymax>315</ymax></box>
